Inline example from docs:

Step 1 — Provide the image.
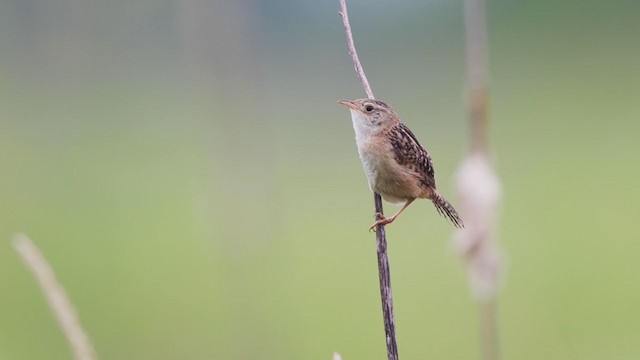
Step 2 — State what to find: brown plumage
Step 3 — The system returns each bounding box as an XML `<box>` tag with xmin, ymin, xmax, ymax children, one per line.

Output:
<box><xmin>339</xmin><ymin>98</ymin><xmax>463</xmax><ymax>230</ymax></box>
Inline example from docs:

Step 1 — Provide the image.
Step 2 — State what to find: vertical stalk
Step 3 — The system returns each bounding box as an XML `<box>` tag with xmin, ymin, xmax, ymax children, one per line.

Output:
<box><xmin>465</xmin><ymin>0</ymin><xmax>490</xmax><ymax>154</ymax></box>
<box><xmin>374</xmin><ymin>193</ymin><xmax>399</xmax><ymax>360</ymax></box>
<box><xmin>479</xmin><ymin>300</ymin><xmax>499</xmax><ymax>360</ymax></box>
<box><xmin>339</xmin><ymin>1</ymin><xmax>399</xmax><ymax>359</ymax></box>
<box><xmin>461</xmin><ymin>0</ymin><xmax>502</xmax><ymax>359</ymax></box>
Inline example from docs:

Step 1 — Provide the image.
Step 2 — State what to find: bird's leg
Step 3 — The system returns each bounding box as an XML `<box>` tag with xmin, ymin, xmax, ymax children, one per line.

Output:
<box><xmin>369</xmin><ymin>198</ymin><xmax>415</xmax><ymax>231</ymax></box>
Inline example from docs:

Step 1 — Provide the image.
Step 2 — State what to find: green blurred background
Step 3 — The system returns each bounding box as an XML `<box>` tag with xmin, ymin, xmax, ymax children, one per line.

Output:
<box><xmin>1</xmin><ymin>0</ymin><xmax>639</xmax><ymax>359</ymax></box>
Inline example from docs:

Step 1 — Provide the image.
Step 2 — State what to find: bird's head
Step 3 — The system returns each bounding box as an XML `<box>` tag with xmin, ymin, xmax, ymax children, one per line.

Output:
<box><xmin>338</xmin><ymin>98</ymin><xmax>399</xmax><ymax>135</ymax></box>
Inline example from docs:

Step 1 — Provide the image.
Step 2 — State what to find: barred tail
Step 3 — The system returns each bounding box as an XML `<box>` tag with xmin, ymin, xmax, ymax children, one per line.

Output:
<box><xmin>431</xmin><ymin>191</ymin><xmax>464</xmax><ymax>228</ymax></box>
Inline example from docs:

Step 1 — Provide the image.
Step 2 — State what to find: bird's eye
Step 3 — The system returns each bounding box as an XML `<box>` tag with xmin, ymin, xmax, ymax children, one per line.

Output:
<box><xmin>365</xmin><ymin>105</ymin><xmax>374</xmax><ymax>112</ymax></box>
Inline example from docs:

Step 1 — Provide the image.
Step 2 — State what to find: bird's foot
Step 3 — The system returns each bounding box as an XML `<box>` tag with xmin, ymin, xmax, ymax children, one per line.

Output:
<box><xmin>369</xmin><ymin>213</ymin><xmax>394</xmax><ymax>232</ymax></box>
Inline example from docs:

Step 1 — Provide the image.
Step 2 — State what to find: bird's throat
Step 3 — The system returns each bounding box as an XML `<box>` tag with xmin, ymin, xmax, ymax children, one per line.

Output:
<box><xmin>350</xmin><ymin>110</ymin><xmax>378</xmax><ymax>149</ymax></box>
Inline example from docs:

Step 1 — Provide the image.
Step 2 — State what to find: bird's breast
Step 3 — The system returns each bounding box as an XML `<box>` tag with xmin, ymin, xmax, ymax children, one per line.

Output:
<box><xmin>358</xmin><ymin>140</ymin><xmax>399</xmax><ymax>187</ymax></box>
<box><xmin>357</xmin><ymin>139</ymin><xmax>393</xmax><ymax>179</ymax></box>
<box><xmin>356</xmin><ymin>137</ymin><xmax>422</xmax><ymax>203</ymax></box>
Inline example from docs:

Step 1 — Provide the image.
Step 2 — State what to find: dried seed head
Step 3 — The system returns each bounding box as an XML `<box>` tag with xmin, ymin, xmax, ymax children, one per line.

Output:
<box><xmin>453</xmin><ymin>152</ymin><xmax>504</xmax><ymax>301</ymax></box>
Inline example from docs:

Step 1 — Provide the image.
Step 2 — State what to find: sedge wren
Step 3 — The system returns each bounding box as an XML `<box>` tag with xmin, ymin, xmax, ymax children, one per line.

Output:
<box><xmin>339</xmin><ymin>98</ymin><xmax>463</xmax><ymax>230</ymax></box>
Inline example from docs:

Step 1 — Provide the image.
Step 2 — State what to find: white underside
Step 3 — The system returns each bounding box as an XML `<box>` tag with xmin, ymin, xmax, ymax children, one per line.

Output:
<box><xmin>349</xmin><ymin>110</ymin><xmax>406</xmax><ymax>205</ymax></box>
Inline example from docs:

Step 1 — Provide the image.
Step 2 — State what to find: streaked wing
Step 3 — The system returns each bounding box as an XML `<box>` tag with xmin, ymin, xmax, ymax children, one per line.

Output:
<box><xmin>388</xmin><ymin>123</ymin><xmax>436</xmax><ymax>188</ymax></box>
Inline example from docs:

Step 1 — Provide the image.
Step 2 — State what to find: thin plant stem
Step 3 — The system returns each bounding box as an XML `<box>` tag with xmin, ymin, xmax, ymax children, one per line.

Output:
<box><xmin>461</xmin><ymin>0</ymin><xmax>502</xmax><ymax>359</ymax></box>
<box><xmin>339</xmin><ymin>1</ymin><xmax>399</xmax><ymax>359</ymax></box>
<box><xmin>465</xmin><ymin>0</ymin><xmax>490</xmax><ymax>154</ymax></box>
<box><xmin>479</xmin><ymin>300</ymin><xmax>500</xmax><ymax>360</ymax></box>
<box><xmin>13</xmin><ymin>233</ymin><xmax>98</xmax><ymax>360</ymax></box>
<box><xmin>338</xmin><ymin>0</ymin><xmax>375</xmax><ymax>100</ymax></box>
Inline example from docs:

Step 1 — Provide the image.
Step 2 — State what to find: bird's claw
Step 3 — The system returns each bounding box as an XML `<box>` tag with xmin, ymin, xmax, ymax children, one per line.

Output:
<box><xmin>369</xmin><ymin>213</ymin><xmax>391</xmax><ymax>232</ymax></box>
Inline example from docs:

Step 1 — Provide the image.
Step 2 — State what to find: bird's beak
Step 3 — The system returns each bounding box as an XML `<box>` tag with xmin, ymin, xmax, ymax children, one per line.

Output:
<box><xmin>338</xmin><ymin>99</ymin><xmax>358</xmax><ymax>111</ymax></box>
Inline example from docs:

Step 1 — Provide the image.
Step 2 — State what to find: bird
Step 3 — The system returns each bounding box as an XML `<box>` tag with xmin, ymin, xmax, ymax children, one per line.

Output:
<box><xmin>338</xmin><ymin>98</ymin><xmax>463</xmax><ymax>231</ymax></box>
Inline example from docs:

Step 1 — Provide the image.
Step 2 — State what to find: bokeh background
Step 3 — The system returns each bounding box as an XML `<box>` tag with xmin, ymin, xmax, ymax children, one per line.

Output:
<box><xmin>1</xmin><ymin>0</ymin><xmax>639</xmax><ymax>359</ymax></box>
